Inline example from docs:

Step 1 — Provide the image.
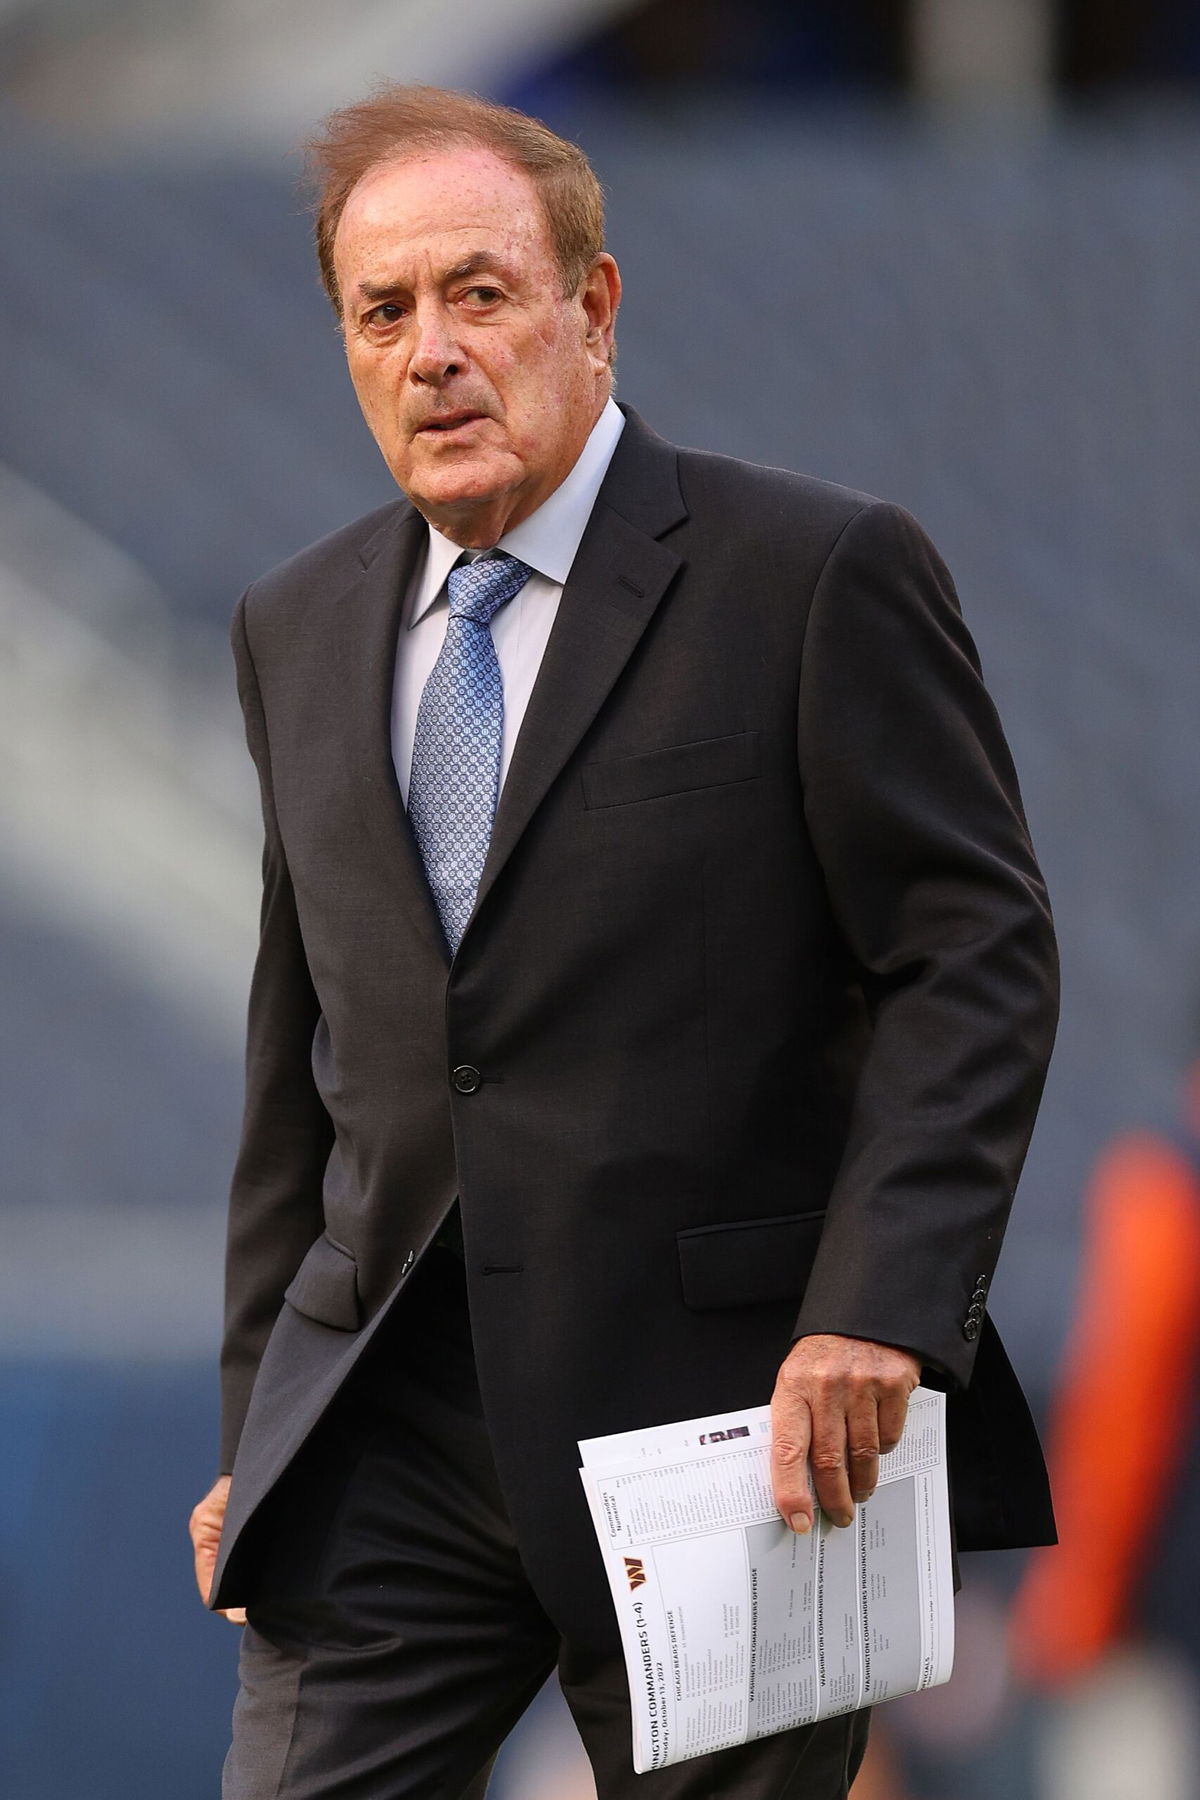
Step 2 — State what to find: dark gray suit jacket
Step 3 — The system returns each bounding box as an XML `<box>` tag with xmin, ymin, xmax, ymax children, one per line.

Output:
<box><xmin>210</xmin><ymin>406</ymin><xmax>1058</xmax><ymax>1650</ymax></box>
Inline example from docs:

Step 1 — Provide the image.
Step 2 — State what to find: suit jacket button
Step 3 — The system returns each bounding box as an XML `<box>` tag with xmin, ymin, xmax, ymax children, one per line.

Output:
<box><xmin>452</xmin><ymin>1064</ymin><xmax>482</xmax><ymax>1094</ymax></box>
<box><xmin>963</xmin><ymin>1316</ymin><xmax>981</xmax><ymax>1341</ymax></box>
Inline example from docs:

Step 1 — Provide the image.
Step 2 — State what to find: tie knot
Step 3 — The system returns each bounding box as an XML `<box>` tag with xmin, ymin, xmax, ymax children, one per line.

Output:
<box><xmin>446</xmin><ymin>552</ymin><xmax>532</xmax><ymax>627</ymax></box>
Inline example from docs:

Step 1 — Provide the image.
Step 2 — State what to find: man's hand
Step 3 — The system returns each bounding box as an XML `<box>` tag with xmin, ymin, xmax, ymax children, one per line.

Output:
<box><xmin>189</xmin><ymin>1476</ymin><xmax>247</xmax><ymax>1624</ymax></box>
<box><xmin>770</xmin><ymin>1334</ymin><xmax>921</xmax><ymax>1533</ymax></box>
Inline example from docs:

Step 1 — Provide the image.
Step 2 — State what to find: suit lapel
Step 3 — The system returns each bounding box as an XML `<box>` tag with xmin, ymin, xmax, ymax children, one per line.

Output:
<box><xmin>335</xmin><ymin>503</ymin><xmax>450</xmax><ymax>960</ymax></box>
<box><xmin>331</xmin><ymin>411</ymin><xmax>688</xmax><ymax>962</ymax></box>
<box><xmin>468</xmin><ymin>411</ymin><xmax>687</xmax><ymax>937</ymax></box>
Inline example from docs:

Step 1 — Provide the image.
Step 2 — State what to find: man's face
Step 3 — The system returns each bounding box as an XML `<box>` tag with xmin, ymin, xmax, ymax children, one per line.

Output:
<box><xmin>333</xmin><ymin>146</ymin><xmax>620</xmax><ymax>546</ymax></box>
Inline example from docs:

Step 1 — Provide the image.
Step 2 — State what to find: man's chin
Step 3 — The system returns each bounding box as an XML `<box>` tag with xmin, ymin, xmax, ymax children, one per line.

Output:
<box><xmin>399</xmin><ymin>453</ymin><xmax>526</xmax><ymax>536</ymax></box>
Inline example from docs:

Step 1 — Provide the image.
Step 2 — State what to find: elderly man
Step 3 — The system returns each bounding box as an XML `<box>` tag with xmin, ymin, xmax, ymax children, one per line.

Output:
<box><xmin>190</xmin><ymin>84</ymin><xmax>1057</xmax><ymax>1800</ymax></box>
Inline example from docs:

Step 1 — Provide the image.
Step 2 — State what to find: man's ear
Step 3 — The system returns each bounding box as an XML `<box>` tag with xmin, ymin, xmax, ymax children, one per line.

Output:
<box><xmin>581</xmin><ymin>254</ymin><xmax>621</xmax><ymax>364</ymax></box>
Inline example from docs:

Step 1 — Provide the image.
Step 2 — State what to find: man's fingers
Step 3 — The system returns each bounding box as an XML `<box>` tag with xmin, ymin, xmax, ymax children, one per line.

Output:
<box><xmin>220</xmin><ymin>1607</ymin><xmax>248</xmax><ymax>1626</ymax></box>
<box><xmin>772</xmin><ymin>1334</ymin><xmax>923</xmax><ymax>1531</ymax></box>
<box><xmin>877</xmin><ymin>1383</ymin><xmax>913</xmax><ymax>1457</ymax></box>
<box><xmin>809</xmin><ymin>1395</ymin><xmax>855</xmax><ymax>1528</ymax></box>
<box><xmin>769</xmin><ymin>1381</ymin><xmax>814</xmax><ymax>1535</ymax></box>
<box><xmin>189</xmin><ymin>1476</ymin><xmax>232</xmax><ymax>1608</ymax></box>
<box><xmin>847</xmin><ymin>1400</ymin><xmax>881</xmax><ymax>1506</ymax></box>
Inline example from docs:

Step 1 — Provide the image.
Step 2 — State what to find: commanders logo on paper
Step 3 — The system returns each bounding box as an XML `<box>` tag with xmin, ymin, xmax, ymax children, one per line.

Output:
<box><xmin>624</xmin><ymin>1557</ymin><xmax>647</xmax><ymax>1591</ymax></box>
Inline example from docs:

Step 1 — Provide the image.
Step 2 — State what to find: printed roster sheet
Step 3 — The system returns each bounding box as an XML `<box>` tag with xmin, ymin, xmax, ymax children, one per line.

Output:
<box><xmin>579</xmin><ymin>1387</ymin><xmax>954</xmax><ymax>1774</ymax></box>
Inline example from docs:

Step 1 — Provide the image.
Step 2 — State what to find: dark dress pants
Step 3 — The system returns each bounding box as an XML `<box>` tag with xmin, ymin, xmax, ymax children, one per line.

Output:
<box><xmin>223</xmin><ymin>1250</ymin><xmax>870</xmax><ymax>1800</ymax></box>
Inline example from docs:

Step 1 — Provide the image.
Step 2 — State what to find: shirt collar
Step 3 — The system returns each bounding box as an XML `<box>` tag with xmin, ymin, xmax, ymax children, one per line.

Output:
<box><xmin>407</xmin><ymin>396</ymin><xmax>625</xmax><ymax>628</ymax></box>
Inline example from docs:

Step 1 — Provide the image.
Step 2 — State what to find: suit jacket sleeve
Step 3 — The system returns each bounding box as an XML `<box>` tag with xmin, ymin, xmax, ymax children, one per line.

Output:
<box><xmin>791</xmin><ymin>501</ymin><xmax>1059</xmax><ymax>1387</ymax></box>
<box><xmin>218</xmin><ymin>592</ymin><xmax>334</xmax><ymax>1472</ymax></box>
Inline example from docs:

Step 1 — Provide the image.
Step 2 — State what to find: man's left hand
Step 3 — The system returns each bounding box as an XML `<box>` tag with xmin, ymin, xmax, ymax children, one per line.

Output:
<box><xmin>770</xmin><ymin>1334</ymin><xmax>922</xmax><ymax>1533</ymax></box>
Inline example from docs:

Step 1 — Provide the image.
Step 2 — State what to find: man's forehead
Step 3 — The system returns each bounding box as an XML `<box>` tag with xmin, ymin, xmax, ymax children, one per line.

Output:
<box><xmin>337</xmin><ymin>147</ymin><xmax>549</xmax><ymax>256</ymax></box>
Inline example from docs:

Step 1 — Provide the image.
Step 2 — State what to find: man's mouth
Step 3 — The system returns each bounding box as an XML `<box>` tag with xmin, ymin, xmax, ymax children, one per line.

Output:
<box><xmin>416</xmin><ymin>411</ymin><xmax>488</xmax><ymax>436</ymax></box>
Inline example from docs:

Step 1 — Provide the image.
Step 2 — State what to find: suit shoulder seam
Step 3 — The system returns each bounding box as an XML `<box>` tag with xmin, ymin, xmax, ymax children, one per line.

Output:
<box><xmin>797</xmin><ymin>498</ymin><xmax>885</xmax><ymax>673</ymax></box>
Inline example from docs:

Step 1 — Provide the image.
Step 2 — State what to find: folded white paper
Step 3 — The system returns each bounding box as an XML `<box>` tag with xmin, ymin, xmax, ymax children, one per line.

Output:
<box><xmin>579</xmin><ymin>1387</ymin><xmax>954</xmax><ymax>1773</ymax></box>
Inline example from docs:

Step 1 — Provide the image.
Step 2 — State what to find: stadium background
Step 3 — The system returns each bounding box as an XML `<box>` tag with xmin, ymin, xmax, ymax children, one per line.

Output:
<box><xmin>2</xmin><ymin>3</ymin><xmax>1199</xmax><ymax>1795</ymax></box>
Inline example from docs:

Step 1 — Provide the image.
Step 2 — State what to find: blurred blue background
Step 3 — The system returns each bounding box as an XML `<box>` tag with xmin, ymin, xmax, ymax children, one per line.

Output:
<box><xmin>3</xmin><ymin>3</ymin><xmax>1200</xmax><ymax>1796</ymax></box>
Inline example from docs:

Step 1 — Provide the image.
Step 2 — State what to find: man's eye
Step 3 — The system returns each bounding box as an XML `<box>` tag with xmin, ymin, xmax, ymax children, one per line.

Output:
<box><xmin>366</xmin><ymin>303</ymin><xmax>405</xmax><ymax>327</ymax></box>
<box><xmin>464</xmin><ymin>286</ymin><xmax>502</xmax><ymax>305</ymax></box>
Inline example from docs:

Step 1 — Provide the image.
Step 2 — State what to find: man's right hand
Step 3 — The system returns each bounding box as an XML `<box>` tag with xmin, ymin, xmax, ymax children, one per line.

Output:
<box><xmin>189</xmin><ymin>1475</ymin><xmax>247</xmax><ymax>1624</ymax></box>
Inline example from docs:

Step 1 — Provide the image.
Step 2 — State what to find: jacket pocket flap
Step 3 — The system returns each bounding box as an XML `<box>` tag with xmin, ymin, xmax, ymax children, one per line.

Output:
<box><xmin>677</xmin><ymin>1210</ymin><xmax>826</xmax><ymax>1310</ymax></box>
<box><xmin>581</xmin><ymin>732</ymin><xmax>759</xmax><ymax>809</ymax></box>
<box><xmin>283</xmin><ymin>1232</ymin><xmax>362</xmax><ymax>1331</ymax></box>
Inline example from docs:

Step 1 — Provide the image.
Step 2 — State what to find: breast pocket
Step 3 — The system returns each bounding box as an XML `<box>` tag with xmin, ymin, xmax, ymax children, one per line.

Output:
<box><xmin>581</xmin><ymin>731</ymin><xmax>760</xmax><ymax>809</ymax></box>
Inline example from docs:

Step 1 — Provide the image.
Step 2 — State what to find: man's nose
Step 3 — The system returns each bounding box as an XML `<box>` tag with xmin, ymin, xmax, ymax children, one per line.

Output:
<box><xmin>409</xmin><ymin>305</ymin><xmax>463</xmax><ymax>385</ymax></box>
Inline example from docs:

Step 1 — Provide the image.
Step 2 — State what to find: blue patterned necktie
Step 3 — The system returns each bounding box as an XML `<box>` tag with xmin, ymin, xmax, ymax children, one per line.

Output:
<box><xmin>407</xmin><ymin>551</ymin><xmax>533</xmax><ymax>954</ymax></box>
